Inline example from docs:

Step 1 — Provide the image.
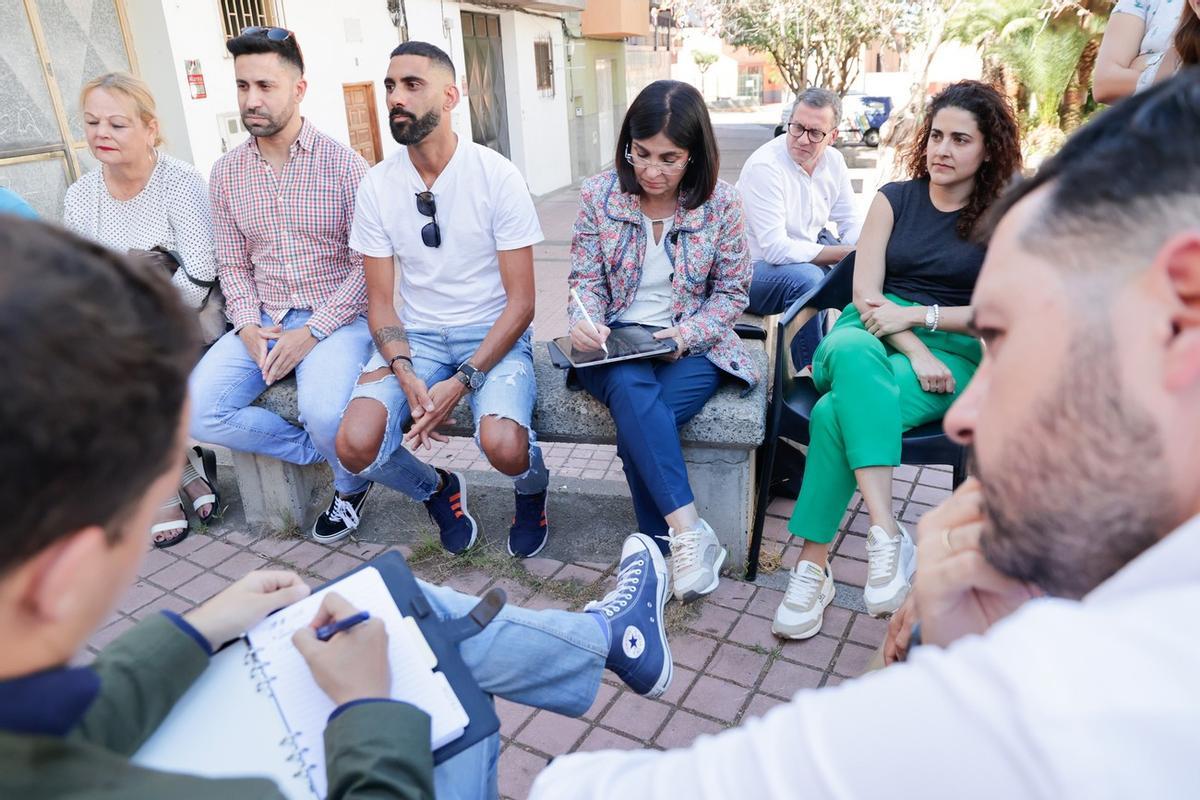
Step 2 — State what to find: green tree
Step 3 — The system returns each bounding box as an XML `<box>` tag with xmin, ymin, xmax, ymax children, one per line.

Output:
<box><xmin>946</xmin><ymin>0</ymin><xmax>1110</xmax><ymax>129</ymax></box>
<box><xmin>715</xmin><ymin>0</ymin><xmax>915</xmax><ymax>96</ymax></box>
<box><xmin>693</xmin><ymin>50</ymin><xmax>720</xmax><ymax>97</ymax></box>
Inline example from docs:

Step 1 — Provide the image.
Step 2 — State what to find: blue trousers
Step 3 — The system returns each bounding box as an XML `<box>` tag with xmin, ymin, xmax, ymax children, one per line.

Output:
<box><xmin>747</xmin><ymin>260</ymin><xmax>826</xmax><ymax>369</ymax></box>
<box><xmin>189</xmin><ymin>310</ymin><xmax>373</xmax><ymax>495</ymax></box>
<box><xmin>575</xmin><ymin>353</ymin><xmax>721</xmax><ymax>551</ymax></box>
<box><xmin>420</xmin><ymin>580</ymin><xmax>606</xmax><ymax>799</ymax></box>
<box><xmin>746</xmin><ymin>230</ymin><xmax>841</xmax><ymax>369</ymax></box>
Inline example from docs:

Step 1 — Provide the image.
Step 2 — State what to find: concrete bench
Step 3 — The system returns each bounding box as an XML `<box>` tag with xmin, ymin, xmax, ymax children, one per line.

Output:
<box><xmin>238</xmin><ymin>342</ymin><xmax>767</xmax><ymax>568</ymax></box>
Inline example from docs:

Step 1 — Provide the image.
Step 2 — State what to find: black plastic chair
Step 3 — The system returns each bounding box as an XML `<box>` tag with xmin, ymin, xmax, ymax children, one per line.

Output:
<box><xmin>745</xmin><ymin>253</ymin><xmax>969</xmax><ymax>581</ymax></box>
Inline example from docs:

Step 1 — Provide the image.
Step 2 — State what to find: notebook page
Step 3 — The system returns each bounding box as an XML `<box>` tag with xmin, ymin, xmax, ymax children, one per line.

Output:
<box><xmin>132</xmin><ymin>640</ymin><xmax>319</xmax><ymax>800</ymax></box>
<box><xmin>248</xmin><ymin>567</ymin><xmax>469</xmax><ymax>798</ymax></box>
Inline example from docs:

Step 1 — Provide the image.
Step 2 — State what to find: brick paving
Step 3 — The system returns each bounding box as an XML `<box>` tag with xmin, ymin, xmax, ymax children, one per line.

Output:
<box><xmin>85</xmin><ymin>462</ymin><xmax>951</xmax><ymax>799</ymax></box>
<box><xmin>79</xmin><ymin>123</ymin><xmax>945</xmax><ymax>796</ymax></box>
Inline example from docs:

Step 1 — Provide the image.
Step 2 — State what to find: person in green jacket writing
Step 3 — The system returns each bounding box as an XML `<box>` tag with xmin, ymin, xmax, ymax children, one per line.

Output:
<box><xmin>0</xmin><ymin>218</ymin><xmax>677</xmax><ymax>799</ymax></box>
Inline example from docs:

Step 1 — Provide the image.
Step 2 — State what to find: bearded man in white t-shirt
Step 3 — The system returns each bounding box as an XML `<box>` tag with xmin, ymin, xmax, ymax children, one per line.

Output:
<box><xmin>335</xmin><ymin>41</ymin><xmax>550</xmax><ymax>558</ymax></box>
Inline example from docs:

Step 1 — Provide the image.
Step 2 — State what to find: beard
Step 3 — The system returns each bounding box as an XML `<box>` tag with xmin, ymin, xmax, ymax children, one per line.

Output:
<box><xmin>976</xmin><ymin>329</ymin><xmax>1180</xmax><ymax>599</ymax></box>
<box><xmin>241</xmin><ymin>105</ymin><xmax>290</xmax><ymax>138</ymax></box>
<box><xmin>389</xmin><ymin>108</ymin><xmax>440</xmax><ymax>145</ymax></box>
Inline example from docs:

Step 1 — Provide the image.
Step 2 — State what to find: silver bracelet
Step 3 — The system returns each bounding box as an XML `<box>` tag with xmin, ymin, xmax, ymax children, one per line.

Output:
<box><xmin>927</xmin><ymin>304</ymin><xmax>940</xmax><ymax>332</ymax></box>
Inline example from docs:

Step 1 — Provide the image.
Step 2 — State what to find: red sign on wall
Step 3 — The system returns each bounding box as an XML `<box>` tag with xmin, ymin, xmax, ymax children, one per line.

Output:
<box><xmin>185</xmin><ymin>59</ymin><xmax>206</xmax><ymax>100</ymax></box>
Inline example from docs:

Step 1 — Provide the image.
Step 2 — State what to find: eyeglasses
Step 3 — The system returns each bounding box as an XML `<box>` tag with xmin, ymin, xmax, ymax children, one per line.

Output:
<box><xmin>415</xmin><ymin>191</ymin><xmax>441</xmax><ymax>248</ymax></box>
<box><xmin>786</xmin><ymin>122</ymin><xmax>832</xmax><ymax>143</ymax></box>
<box><xmin>624</xmin><ymin>147</ymin><xmax>690</xmax><ymax>175</ymax></box>
<box><xmin>240</xmin><ymin>26</ymin><xmax>294</xmax><ymax>42</ymax></box>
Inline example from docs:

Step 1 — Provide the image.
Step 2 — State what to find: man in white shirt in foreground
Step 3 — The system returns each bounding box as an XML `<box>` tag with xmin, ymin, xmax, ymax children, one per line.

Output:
<box><xmin>736</xmin><ymin>87</ymin><xmax>862</xmax><ymax>367</ymax></box>
<box><xmin>531</xmin><ymin>70</ymin><xmax>1200</xmax><ymax>800</ymax></box>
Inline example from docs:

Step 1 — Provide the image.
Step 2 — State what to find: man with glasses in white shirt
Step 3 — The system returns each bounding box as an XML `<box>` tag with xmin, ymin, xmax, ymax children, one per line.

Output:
<box><xmin>736</xmin><ymin>88</ymin><xmax>863</xmax><ymax>367</ymax></box>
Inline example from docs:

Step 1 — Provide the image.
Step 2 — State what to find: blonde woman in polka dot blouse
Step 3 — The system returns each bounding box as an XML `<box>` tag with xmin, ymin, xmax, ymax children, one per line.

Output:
<box><xmin>63</xmin><ymin>72</ymin><xmax>220</xmax><ymax>549</ymax></box>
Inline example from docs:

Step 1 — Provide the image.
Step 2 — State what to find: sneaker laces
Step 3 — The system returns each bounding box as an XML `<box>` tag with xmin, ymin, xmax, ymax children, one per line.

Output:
<box><xmin>784</xmin><ymin>565</ymin><xmax>825</xmax><ymax>608</ymax></box>
<box><xmin>326</xmin><ymin>496</ymin><xmax>360</xmax><ymax>529</ymax></box>
<box><xmin>586</xmin><ymin>559</ymin><xmax>644</xmax><ymax>618</ymax></box>
<box><xmin>866</xmin><ymin>532</ymin><xmax>900</xmax><ymax>583</ymax></box>
<box><xmin>657</xmin><ymin>529</ymin><xmax>702</xmax><ymax>572</ymax></box>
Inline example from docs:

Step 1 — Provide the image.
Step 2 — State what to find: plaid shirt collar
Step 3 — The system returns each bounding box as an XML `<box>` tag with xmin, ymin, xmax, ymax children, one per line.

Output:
<box><xmin>246</xmin><ymin>116</ymin><xmax>318</xmax><ymax>162</ymax></box>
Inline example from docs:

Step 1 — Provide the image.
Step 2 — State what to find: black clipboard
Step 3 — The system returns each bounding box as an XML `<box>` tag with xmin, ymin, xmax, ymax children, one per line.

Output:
<box><xmin>316</xmin><ymin>551</ymin><xmax>503</xmax><ymax>765</ymax></box>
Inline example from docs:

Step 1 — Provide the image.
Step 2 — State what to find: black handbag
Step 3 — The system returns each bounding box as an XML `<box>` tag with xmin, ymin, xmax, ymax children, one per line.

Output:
<box><xmin>128</xmin><ymin>246</ymin><xmax>228</xmax><ymax>344</ymax></box>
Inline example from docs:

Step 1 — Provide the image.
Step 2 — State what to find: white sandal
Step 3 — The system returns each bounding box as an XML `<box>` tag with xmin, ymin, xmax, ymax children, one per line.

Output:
<box><xmin>181</xmin><ymin>446</ymin><xmax>219</xmax><ymax>521</ymax></box>
<box><xmin>152</xmin><ymin>497</ymin><xmax>190</xmax><ymax>549</ymax></box>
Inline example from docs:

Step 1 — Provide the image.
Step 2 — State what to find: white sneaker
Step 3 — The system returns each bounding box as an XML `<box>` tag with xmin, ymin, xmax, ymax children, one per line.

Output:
<box><xmin>661</xmin><ymin>519</ymin><xmax>726</xmax><ymax>603</ymax></box>
<box><xmin>772</xmin><ymin>560</ymin><xmax>834</xmax><ymax>640</ymax></box>
<box><xmin>863</xmin><ymin>522</ymin><xmax>917</xmax><ymax>617</ymax></box>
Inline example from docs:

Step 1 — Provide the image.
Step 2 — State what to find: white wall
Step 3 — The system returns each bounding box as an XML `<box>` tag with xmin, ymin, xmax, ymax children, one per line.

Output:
<box><xmin>131</xmin><ymin>0</ymin><xmax>403</xmax><ymax>177</ymax></box>
<box><xmin>502</xmin><ymin>10</ymin><xmax>570</xmax><ymax>195</ymax></box>
<box><xmin>130</xmin><ymin>0</ymin><xmax>570</xmax><ymax>193</ymax></box>
<box><xmin>392</xmin><ymin>0</ymin><xmax>473</xmax><ymax>143</ymax></box>
<box><xmin>277</xmin><ymin>0</ymin><xmax>401</xmax><ymax>159</ymax></box>
<box><xmin>671</xmin><ymin>30</ymin><xmax>738</xmax><ymax>101</ymax></box>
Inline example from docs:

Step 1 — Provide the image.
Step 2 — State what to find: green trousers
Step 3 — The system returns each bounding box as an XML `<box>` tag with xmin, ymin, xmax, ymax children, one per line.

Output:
<box><xmin>787</xmin><ymin>296</ymin><xmax>982</xmax><ymax>544</ymax></box>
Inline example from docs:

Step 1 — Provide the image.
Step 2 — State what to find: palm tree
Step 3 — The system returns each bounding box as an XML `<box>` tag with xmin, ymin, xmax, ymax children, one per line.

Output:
<box><xmin>946</xmin><ymin>0</ymin><xmax>1103</xmax><ymax>129</ymax></box>
<box><xmin>1049</xmin><ymin>0</ymin><xmax>1113</xmax><ymax>129</ymax></box>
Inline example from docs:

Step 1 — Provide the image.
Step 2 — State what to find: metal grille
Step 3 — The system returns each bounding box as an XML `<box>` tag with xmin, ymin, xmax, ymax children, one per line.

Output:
<box><xmin>461</xmin><ymin>11</ymin><xmax>511</xmax><ymax>158</ymax></box>
<box><xmin>534</xmin><ymin>40</ymin><xmax>554</xmax><ymax>96</ymax></box>
<box><xmin>219</xmin><ymin>0</ymin><xmax>273</xmax><ymax>40</ymax></box>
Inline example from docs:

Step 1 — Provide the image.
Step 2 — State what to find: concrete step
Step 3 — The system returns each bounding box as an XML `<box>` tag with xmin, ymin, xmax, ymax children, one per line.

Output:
<box><xmin>206</xmin><ymin>462</ymin><xmax>642</xmax><ymax>567</ymax></box>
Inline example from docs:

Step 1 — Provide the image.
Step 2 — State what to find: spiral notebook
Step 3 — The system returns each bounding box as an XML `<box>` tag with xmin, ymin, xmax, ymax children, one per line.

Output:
<box><xmin>132</xmin><ymin>555</ymin><xmax>498</xmax><ymax>799</ymax></box>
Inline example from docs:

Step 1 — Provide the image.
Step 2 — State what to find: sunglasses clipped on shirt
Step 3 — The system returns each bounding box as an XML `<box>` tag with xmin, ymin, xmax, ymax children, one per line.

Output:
<box><xmin>415</xmin><ymin>191</ymin><xmax>442</xmax><ymax>248</ymax></box>
<box><xmin>239</xmin><ymin>25</ymin><xmax>294</xmax><ymax>42</ymax></box>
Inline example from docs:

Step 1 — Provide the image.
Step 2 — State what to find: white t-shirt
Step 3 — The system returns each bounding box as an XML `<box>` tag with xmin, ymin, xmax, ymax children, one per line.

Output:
<box><xmin>349</xmin><ymin>138</ymin><xmax>544</xmax><ymax>329</ymax></box>
<box><xmin>1113</xmin><ymin>0</ymin><xmax>1185</xmax><ymax>91</ymax></box>
<box><xmin>619</xmin><ymin>215</ymin><xmax>674</xmax><ymax>328</ymax></box>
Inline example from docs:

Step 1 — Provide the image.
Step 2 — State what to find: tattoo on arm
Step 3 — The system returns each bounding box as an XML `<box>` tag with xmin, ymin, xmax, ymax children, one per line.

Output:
<box><xmin>374</xmin><ymin>324</ymin><xmax>408</xmax><ymax>350</ymax></box>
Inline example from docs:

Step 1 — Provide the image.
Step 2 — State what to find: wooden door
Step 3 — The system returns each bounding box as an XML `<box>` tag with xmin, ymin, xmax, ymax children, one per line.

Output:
<box><xmin>343</xmin><ymin>82</ymin><xmax>382</xmax><ymax>165</ymax></box>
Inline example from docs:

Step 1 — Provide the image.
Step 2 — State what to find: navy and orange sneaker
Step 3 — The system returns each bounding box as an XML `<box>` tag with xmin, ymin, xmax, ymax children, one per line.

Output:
<box><xmin>423</xmin><ymin>469</ymin><xmax>478</xmax><ymax>554</ymax></box>
<box><xmin>508</xmin><ymin>489</ymin><xmax>549</xmax><ymax>558</ymax></box>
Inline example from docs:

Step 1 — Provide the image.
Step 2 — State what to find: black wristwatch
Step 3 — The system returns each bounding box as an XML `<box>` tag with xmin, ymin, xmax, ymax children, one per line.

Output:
<box><xmin>455</xmin><ymin>361</ymin><xmax>486</xmax><ymax>392</ymax></box>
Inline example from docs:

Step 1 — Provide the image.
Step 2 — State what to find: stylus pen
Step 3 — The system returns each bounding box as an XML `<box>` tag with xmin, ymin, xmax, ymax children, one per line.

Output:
<box><xmin>570</xmin><ymin>287</ymin><xmax>609</xmax><ymax>357</ymax></box>
<box><xmin>315</xmin><ymin>610</ymin><xmax>371</xmax><ymax>642</ymax></box>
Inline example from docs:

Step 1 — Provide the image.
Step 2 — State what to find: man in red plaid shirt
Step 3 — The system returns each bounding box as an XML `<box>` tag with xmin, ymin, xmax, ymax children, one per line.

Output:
<box><xmin>190</xmin><ymin>28</ymin><xmax>375</xmax><ymax>543</ymax></box>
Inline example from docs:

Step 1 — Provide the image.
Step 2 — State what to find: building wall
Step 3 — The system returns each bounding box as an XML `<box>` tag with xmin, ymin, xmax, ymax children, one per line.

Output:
<box><xmin>127</xmin><ymin>0</ymin><xmax>399</xmax><ymax>177</ymax></box>
<box><xmin>671</xmin><ymin>29</ymin><xmax>738</xmax><ymax>101</ymax></box>
<box><xmin>623</xmin><ymin>43</ymin><xmax>670</xmax><ymax>104</ymax></box>
<box><xmin>126</xmin><ymin>0</ymin><xmax>571</xmax><ymax>193</ymax></box>
<box><xmin>403</xmin><ymin>0</ymin><xmax>474</xmax><ymax>144</ymax></box>
<box><xmin>497</xmin><ymin>9</ymin><xmax>571</xmax><ymax>195</ymax></box>
<box><xmin>566</xmin><ymin>38</ymin><xmax>626</xmax><ymax>182</ymax></box>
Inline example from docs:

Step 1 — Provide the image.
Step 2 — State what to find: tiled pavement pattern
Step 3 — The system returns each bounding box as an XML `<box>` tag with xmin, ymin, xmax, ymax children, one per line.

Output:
<box><xmin>82</xmin><ymin>120</ymin><xmax>940</xmax><ymax>797</ymax></box>
<box><xmin>85</xmin><ymin>462</ymin><xmax>951</xmax><ymax>799</ymax></box>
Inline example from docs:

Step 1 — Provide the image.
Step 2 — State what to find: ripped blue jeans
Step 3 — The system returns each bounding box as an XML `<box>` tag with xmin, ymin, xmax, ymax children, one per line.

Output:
<box><xmin>347</xmin><ymin>326</ymin><xmax>548</xmax><ymax>500</ymax></box>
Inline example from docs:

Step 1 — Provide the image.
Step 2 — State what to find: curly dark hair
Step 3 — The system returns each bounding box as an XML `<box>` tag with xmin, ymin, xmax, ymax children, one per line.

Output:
<box><xmin>902</xmin><ymin>80</ymin><xmax>1022</xmax><ymax>239</ymax></box>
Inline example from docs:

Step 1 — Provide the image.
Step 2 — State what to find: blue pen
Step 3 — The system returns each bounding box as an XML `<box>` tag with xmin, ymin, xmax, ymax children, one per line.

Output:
<box><xmin>315</xmin><ymin>610</ymin><xmax>371</xmax><ymax>642</ymax></box>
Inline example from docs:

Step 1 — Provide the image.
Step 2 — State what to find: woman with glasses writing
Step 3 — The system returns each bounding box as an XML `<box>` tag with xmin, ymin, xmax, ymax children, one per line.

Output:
<box><xmin>567</xmin><ymin>80</ymin><xmax>757</xmax><ymax>603</ymax></box>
